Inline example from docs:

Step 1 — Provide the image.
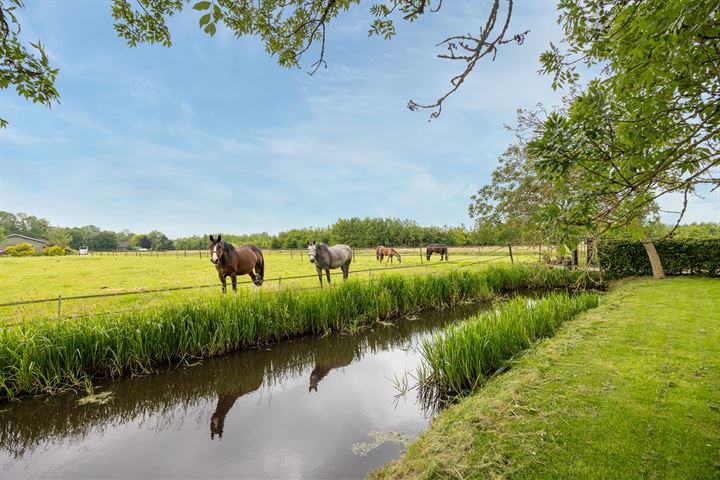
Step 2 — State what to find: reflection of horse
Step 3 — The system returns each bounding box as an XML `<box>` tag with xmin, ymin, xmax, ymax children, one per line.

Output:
<box><xmin>210</xmin><ymin>375</ymin><xmax>264</xmax><ymax>440</ymax></box>
<box><xmin>209</xmin><ymin>235</ymin><xmax>264</xmax><ymax>293</ymax></box>
<box><xmin>426</xmin><ymin>244</ymin><xmax>448</xmax><ymax>261</ymax></box>
<box><xmin>307</xmin><ymin>241</ymin><xmax>352</xmax><ymax>287</ymax></box>
<box><xmin>377</xmin><ymin>246</ymin><xmax>402</xmax><ymax>265</ymax></box>
<box><xmin>308</xmin><ymin>341</ymin><xmax>357</xmax><ymax>393</ymax></box>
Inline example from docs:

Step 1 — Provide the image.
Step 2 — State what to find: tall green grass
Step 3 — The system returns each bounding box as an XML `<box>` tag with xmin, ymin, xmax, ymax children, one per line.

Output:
<box><xmin>0</xmin><ymin>265</ymin><xmax>598</xmax><ymax>399</ymax></box>
<box><xmin>419</xmin><ymin>291</ymin><xmax>600</xmax><ymax>395</ymax></box>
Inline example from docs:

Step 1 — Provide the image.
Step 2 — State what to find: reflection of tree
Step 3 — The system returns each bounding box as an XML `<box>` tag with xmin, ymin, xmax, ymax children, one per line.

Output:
<box><xmin>1</xmin><ymin>303</ymin><xmax>485</xmax><ymax>458</ymax></box>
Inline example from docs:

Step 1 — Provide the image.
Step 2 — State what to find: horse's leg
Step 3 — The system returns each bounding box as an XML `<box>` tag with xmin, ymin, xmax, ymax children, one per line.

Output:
<box><xmin>231</xmin><ymin>274</ymin><xmax>237</xmax><ymax>293</ymax></box>
<box><xmin>343</xmin><ymin>262</ymin><xmax>350</xmax><ymax>281</ymax></box>
<box><xmin>325</xmin><ymin>268</ymin><xmax>331</xmax><ymax>285</ymax></box>
<box><xmin>248</xmin><ymin>271</ymin><xmax>259</xmax><ymax>287</ymax></box>
<box><xmin>219</xmin><ymin>273</ymin><xmax>227</xmax><ymax>294</ymax></box>
<box><xmin>317</xmin><ymin>267</ymin><xmax>323</xmax><ymax>287</ymax></box>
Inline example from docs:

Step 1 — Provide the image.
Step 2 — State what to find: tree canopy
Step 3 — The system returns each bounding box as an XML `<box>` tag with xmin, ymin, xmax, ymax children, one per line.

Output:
<box><xmin>531</xmin><ymin>0</ymin><xmax>719</xmax><ymax>237</ymax></box>
<box><xmin>1</xmin><ymin>0</ymin><xmax>527</xmax><ymax>125</ymax></box>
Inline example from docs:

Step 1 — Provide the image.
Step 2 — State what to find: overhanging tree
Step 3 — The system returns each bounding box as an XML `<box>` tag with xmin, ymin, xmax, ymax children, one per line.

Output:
<box><xmin>529</xmin><ymin>0</ymin><xmax>720</xmax><ymax>279</ymax></box>
<box><xmin>1</xmin><ymin>0</ymin><xmax>528</xmax><ymax>125</ymax></box>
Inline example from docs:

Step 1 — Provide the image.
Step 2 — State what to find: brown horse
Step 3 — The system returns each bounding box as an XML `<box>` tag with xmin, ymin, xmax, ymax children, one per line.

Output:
<box><xmin>375</xmin><ymin>245</ymin><xmax>385</xmax><ymax>262</ymax></box>
<box><xmin>209</xmin><ymin>234</ymin><xmax>264</xmax><ymax>293</ymax></box>
<box><xmin>426</xmin><ymin>244</ymin><xmax>448</xmax><ymax>261</ymax></box>
<box><xmin>377</xmin><ymin>246</ymin><xmax>402</xmax><ymax>265</ymax></box>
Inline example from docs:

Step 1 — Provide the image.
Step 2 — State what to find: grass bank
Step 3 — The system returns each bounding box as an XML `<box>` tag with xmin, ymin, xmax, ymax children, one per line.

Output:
<box><xmin>0</xmin><ymin>265</ymin><xmax>596</xmax><ymax>399</ymax></box>
<box><xmin>373</xmin><ymin>277</ymin><xmax>720</xmax><ymax>479</ymax></box>
<box><xmin>418</xmin><ymin>292</ymin><xmax>599</xmax><ymax>395</ymax></box>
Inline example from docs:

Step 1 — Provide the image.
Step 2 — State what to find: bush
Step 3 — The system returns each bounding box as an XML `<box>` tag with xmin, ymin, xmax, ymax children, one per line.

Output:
<box><xmin>599</xmin><ymin>239</ymin><xmax>720</xmax><ymax>277</ymax></box>
<box><xmin>42</xmin><ymin>245</ymin><xmax>67</xmax><ymax>256</ymax></box>
<box><xmin>4</xmin><ymin>243</ymin><xmax>35</xmax><ymax>257</ymax></box>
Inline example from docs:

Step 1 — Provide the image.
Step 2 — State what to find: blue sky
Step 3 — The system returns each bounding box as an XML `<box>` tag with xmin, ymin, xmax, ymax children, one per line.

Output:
<box><xmin>1</xmin><ymin>1</ymin><xmax>717</xmax><ymax>238</ymax></box>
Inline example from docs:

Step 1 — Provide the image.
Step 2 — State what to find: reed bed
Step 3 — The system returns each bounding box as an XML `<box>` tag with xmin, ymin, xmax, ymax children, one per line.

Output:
<box><xmin>418</xmin><ymin>291</ymin><xmax>600</xmax><ymax>395</ymax></box>
<box><xmin>0</xmin><ymin>265</ymin><xmax>597</xmax><ymax>399</ymax></box>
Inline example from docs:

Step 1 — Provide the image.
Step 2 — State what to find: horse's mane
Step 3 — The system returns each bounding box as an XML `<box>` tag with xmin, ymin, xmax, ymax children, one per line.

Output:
<box><xmin>221</xmin><ymin>240</ymin><xmax>234</xmax><ymax>253</ymax></box>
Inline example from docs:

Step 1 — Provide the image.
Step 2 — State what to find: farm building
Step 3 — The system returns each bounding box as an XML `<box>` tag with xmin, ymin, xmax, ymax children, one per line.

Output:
<box><xmin>0</xmin><ymin>233</ymin><xmax>51</xmax><ymax>253</ymax></box>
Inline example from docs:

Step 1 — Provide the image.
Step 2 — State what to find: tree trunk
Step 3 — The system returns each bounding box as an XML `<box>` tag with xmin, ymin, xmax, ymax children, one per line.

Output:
<box><xmin>641</xmin><ymin>238</ymin><xmax>665</xmax><ymax>280</ymax></box>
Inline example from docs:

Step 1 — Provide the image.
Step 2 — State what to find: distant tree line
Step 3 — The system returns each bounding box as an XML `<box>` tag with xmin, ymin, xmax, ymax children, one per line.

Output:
<box><xmin>2</xmin><ymin>211</ymin><xmax>718</xmax><ymax>252</ymax></box>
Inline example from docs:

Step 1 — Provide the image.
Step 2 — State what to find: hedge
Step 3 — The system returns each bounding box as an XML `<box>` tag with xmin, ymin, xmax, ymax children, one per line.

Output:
<box><xmin>598</xmin><ymin>239</ymin><xmax>720</xmax><ymax>277</ymax></box>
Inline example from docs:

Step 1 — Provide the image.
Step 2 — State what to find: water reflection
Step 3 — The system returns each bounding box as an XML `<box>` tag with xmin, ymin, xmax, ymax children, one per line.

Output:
<box><xmin>1</xmin><ymin>301</ymin><xmax>488</xmax><ymax>478</ymax></box>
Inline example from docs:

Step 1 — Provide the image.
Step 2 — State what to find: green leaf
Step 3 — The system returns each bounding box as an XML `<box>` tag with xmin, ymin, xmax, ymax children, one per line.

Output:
<box><xmin>193</xmin><ymin>1</ymin><xmax>211</xmax><ymax>10</ymax></box>
<box><xmin>204</xmin><ymin>23</ymin><xmax>217</xmax><ymax>36</ymax></box>
<box><xmin>199</xmin><ymin>13</ymin><xmax>211</xmax><ymax>27</ymax></box>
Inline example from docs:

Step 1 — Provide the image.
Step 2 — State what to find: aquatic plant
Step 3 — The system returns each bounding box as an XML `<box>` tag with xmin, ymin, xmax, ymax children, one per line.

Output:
<box><xmin>0</xmin><ymin>265</ymin><xmax>597</xmax><ymax>399</ymax></box>
<box><xmin>418</xmin><ymin>291</ymin><xmax>600</xmax><ymax>395</ymax></box>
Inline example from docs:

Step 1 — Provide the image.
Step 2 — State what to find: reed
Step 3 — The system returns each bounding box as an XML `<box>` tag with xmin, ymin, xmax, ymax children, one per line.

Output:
<box><xmin>418</xmin><ymin>291</ymin><xmax>600</xmax><ymax>395</ymax></box>
<box><xmin>0</xmin><ymin>265</ymin><xmax>597</xmax><ymax>399</ymax></box>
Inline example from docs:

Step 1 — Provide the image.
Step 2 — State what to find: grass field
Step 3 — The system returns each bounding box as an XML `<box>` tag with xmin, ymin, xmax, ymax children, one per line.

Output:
<box><xmin>0</xmin><ymin>246</ymin><xmax>540</xmax><ymax>321</ymax></box>
<box><xmin>373</xmin><ymin>277</ymin><xmax>720</xmax><ymax>479</ymax></box>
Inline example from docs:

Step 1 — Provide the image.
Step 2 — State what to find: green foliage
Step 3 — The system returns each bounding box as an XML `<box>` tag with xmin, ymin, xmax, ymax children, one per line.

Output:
<box><xmin>47</xmin><ymin>227</ymin><xmax>71</xmax><ymax>248</ymax></box>
<box><xmin>0</xmin><ymin>0</ymin><xmax>60</xmax><ymax>127</ymax></box>
<box><xmin>42</xmin><ymin>245</ymin><xmax>66</xmax><ymax>256</ymax></box>
<box><xmin>418</xmin><ymin>291</ymin><xmax>599</xmax><ymax>394</ymax></box>
<box><xmin>4</xmin><ymin>242</ymin><xmax>34</xmax><ymax>256</ymax></box>
<box><xmin>0</xmin><ymin>211</ymin><xmax>50</xmax><ymax>239</ymax></box>
<box><xmin>532</xmin><ymin>1</ymin><xmax>720</xmax><ymax>236</ymax></box>
<box><xmin>0</xmin><ymin>265</ymin><xmax>597</xmax><ymax>398</ymax></box>
<box><xmin>599</xmin><ymin>239</ymin><xmax>720</xmax><ymax>278</ymax></box>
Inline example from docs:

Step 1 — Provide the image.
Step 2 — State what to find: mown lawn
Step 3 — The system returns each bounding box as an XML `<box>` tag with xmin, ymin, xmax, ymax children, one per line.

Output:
<box><xmin>373</xmin><ymin>277</ymin><xmax>720</xmax><ymax>479</ymax></box>
<box><xmin>0</xmin><ymin>246</ymin><xmax>536</xmax><ymax>320</ymax></box>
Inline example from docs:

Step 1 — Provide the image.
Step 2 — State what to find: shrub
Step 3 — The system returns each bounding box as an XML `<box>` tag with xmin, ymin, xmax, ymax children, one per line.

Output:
<box><xmin>4</xmin><ymin>243</ymin><xmax>35</xmax><ymax>257</ymax></box>
<box><xmin>599</xmin><ymin>239</ymin><xmax>720</xmax><ymax>277</ymax></box>
<box><xmin>42</xmin><ymin>245</ymin><xmax>67</xmax><ymax>256</ymax></box>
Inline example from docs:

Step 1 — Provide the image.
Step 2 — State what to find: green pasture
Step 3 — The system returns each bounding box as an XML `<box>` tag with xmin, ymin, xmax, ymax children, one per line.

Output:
<box><xmin>0</xmin><ymin>246</ymin><xmax>538</xmax><ymax>321</ymax></box>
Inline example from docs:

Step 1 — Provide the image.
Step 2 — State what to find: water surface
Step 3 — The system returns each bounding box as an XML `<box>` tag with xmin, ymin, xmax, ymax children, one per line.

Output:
<box><xmin>1</xmin><ymin>302</ymin><xmax>487</xmax><ymax>479</ymax></box>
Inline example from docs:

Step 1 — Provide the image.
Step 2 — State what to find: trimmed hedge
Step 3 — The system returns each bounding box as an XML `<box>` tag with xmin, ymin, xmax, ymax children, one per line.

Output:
<box><xmin>599</xmin><ymin>239</ymin><xmax>720</xmax><ymax>277</ymax></box>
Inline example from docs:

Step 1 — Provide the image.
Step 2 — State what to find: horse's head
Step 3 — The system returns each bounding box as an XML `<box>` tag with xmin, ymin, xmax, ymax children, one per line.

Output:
<box><xmin>397</xmin><ymin>253</ymin><xmax>402</xmax><ymax>263</ymax></box>
<box><xmin>210</xmin><ymin>413</ymin><xmax>224</xmax><ymax>440</ymax></box>
<box><xmin>307</xmin><ymin>241</ymin><xmax>317</xmax><ymax>264</ymax></box>
<box><xmin>209</xmin><ymin>234</ymin><xmax>225</xmax><ymax>264</ymax></box>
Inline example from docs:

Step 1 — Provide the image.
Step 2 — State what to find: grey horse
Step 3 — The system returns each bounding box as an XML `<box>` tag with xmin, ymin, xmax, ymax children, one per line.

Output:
<box><xmin>306</xmin><ymin>241</ymin><xmax>352</xmax><ymax>287</ymax></box>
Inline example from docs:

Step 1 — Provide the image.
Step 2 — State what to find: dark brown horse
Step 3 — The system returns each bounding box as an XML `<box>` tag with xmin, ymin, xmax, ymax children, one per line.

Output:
<box><xmin>426</xmin><ymin>244</ymin><xmax>448</xmax><ymax>261</ymax></box>
<box><xmin>377</xmin><ymin>246</ymin><xmax>402</xmax><ymax>265</ymax></box>
<box><xmin>210</xmin><ymin>375</ymin><xmax>264</xmax><ymax>440</ymax></box>
<box><xmin>209</xmin><ymin>234</ymin><xmax>264</xmax><ymax>293</ymax></box>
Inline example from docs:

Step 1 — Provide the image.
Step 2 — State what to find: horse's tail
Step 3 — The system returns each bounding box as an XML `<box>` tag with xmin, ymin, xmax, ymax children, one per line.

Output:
<box><xmin>250</xmin><ymin>245</ymin><xmax>264</xmax><ymax>285</ymax></box>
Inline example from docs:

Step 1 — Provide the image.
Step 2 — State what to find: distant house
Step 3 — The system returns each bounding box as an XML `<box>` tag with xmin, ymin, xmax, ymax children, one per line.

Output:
<box><xmin>117</xmin><ymin>241</ymin><xmax>131</xmax><ymax>251</ymax></box>
<box><xmin>0</xmin><ymin>234</ymin><xmax>51</xmax><ymax>253</ymax></box>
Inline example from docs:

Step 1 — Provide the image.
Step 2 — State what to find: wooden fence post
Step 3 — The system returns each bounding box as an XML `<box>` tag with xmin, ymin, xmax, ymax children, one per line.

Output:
<box><xmin>57</xmin><ymin>295</ymin><xmax>62</xmax><ymax>319</ymax></box>
<box><xmin>508</xmin><ymin>244</ymin><xmax>514</xmax><ymax>264</ymax></box>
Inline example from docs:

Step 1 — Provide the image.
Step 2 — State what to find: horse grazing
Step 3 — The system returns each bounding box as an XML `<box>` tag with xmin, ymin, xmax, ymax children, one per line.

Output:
<box><xmin>375</xmin><ymin>245</ymin><xmax>385</xmax><ymax>262</ymax></box>
<box><xmin>209</xmin><ymin>234</ymin><xmax>264</xmax><ymax>293</ymax></box>
<box><xmin>307</xmin><ymin>241</ymin><xmax>352</xmax><ymax>287</ymax></box>
<box><xmin>426</xmin><ymin>244</ymin><xmax>448</xmax><ymax>261</ymax></box>
<box><xmin>377</xmin><ymin>246</ymin><xmax>402</xmax><ymax>265</ymax></box>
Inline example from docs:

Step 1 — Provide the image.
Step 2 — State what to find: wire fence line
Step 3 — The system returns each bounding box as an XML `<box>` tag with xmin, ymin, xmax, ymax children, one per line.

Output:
<box><xmin>0</xmin><ymin>248</ymin><xmax>512</xmax><ymax>310</ymax></box>
<box><xmin>75</xmin><ymin>244</ymin><xmax>531</xmax><ymax>258</ymax></box>
<box><xmin>2</xmin><ymin>254</ymin><xmax>516</xmax><ymax>325</ymax></box>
